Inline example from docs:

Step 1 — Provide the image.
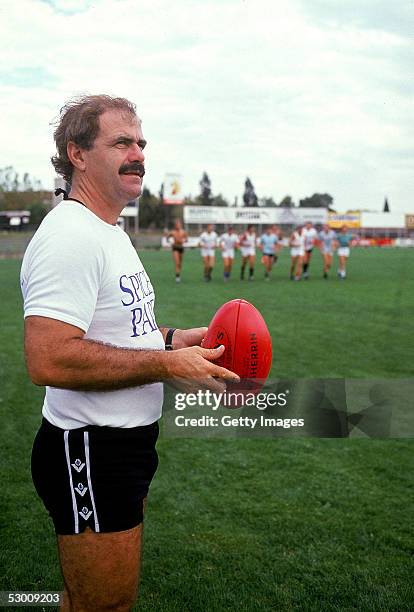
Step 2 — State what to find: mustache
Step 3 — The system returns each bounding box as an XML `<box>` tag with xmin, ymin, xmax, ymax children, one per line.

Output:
<box><xmin>119</xmin><ymin>162</ymin><xmax>145</xmax><ymax>177</ymax></box>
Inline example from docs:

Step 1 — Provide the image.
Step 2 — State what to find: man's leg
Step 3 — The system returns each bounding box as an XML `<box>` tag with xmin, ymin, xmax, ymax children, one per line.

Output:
<box><xmin>248</xmin><ymin>255</ymin><xmax>255</xmax><ymax>280</ymax></box>
<box><xmin>241</xmin><ymin>257</ymin><xmax>247</xmax><ymax>279</ymax></box>
<box><xmin>290</xmin><ymin>257</ymin><xmax>296</xmax><ymax>279</ymax></box>
<box><xmin>58</xmin><ymin>525</ymin><xmax>142</xmax><ymax>612</ymax></box>
<box><xmin>295</xmin><ymin>256</ymin><xmax>303</xmax><ymax>280</ymax></box>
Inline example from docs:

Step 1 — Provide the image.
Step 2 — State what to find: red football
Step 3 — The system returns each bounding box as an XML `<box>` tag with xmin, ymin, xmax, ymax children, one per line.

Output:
<box><xmin>203</xmin><ymin>299</ymin><xmax>272</xmax><ymax>391</ymax></box>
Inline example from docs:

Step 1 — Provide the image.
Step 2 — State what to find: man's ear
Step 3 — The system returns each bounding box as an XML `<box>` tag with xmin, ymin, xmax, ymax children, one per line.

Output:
<box><xmin>67</xmin><ymin>141</ymin><xmax>86</xmax><ymax>172</ymax></box>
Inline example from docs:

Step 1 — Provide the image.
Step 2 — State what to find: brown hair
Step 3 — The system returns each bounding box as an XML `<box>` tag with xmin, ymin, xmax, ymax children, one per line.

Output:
<box><xmin>51</xmin><ymin>94</ymin><xmax>137</xmax><ymax>183</ymax></box>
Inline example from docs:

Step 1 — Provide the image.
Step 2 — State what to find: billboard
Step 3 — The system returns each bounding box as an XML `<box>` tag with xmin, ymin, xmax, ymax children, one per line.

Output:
<box><xmin>405</xmin><ymin>214</ymin><xmax>414</xmax><ymax>229</ymax></box>
<box><xmin>163</xmin><ymin>173</ymin><xmax>184</xmax><ymax>205</ymax></box>
<box><xmin>183</xmin><ymin>206</ymin><xmax>328</xmax><ymax>225</ymax></box>
<box><xmin>328</xmin><ymin>213</ymin><xmax>360</xmax><ymax>229</ymax></box>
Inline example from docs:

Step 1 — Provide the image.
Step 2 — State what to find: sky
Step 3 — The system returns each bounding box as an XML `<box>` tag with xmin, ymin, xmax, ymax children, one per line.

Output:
<box><xmin>0</xmin><ymin>0</ymin><xmax>413</xmax><ymax>213</ymax></box>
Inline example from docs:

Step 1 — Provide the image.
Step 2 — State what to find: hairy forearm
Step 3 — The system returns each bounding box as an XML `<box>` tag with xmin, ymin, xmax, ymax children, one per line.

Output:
<box><xmin>24</xmin><ymin>316</ymin><xmax>218</xmax><ymax>392</ymax></box>
<box><xmin>29</xmin><ymin>337</ymin><xmax>172</xmax><ymax>391</ymax></box>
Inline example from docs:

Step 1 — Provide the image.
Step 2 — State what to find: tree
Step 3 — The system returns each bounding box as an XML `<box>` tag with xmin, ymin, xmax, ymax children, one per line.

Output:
<box><xmin>299</xmin><ymin>193</ymin><xmax>334</xmax><ymax>210</ymax></box>
<box><xmin>199</xmin><ymin>172</ymin><xmax>212</xmax><ymax>206</ymax></box>
<box><xmin>0</xmin><ymin>166</ymin><xmax>48</xmax><ymax>216</ymax></box>
<box><xmin>243</xmin><ymin>177</ymin><xmax>258</xmax><ymax>207</ymax></box>
<box><xmin>259</xmin><ymin>197</ymin><xmax>277</xmax><ymax>207</ymax></box>
<box><xmin>279</xmin><ymin>195</ymin><xmax>295</xmax><ymax>208</ymax></box>
<box><xmin>158</xmin><ymin>182</ymin><xmax>164</xmax><ymax>204</ymax></box>
<box><xmin>211</xmin><ymin>194</ymin><xmax>230</xmax><ymax>207</ymax></box>
<box><xmin>0</xmin><ymin>166</ymin><xmax>42</xmax><ymax>192</ymax></box>
<box><xmin>28</xmin><ymin>202</ymin><xmax>48</xmax><ymax>226</ymax></box>
<box><xmin>138</xmin><ymin>187</ymin><xmax>165</xmax><ymax>229</ymax></box>
<box><xmin>383</xmin><ymin>197</ymin><xmax>390</xmax><ymax>212</ymax></box>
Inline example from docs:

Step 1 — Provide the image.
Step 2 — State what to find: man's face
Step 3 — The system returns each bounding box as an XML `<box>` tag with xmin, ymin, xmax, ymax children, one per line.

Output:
<box><xmin>82</xmin><ymin>109</ymin><xmax>146</xmax><ymax>204</ymax></box>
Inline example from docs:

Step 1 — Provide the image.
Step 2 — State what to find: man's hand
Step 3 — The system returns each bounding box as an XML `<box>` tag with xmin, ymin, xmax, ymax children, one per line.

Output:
<box><xmin>172</xmin><ymin>327</ymin><xmax>207</xmax><ymax>350</ymax></box>
<box><xmin>166</xmin><ymin>344</ymin><xmax>239</xmax><ymax>394</ymax></box>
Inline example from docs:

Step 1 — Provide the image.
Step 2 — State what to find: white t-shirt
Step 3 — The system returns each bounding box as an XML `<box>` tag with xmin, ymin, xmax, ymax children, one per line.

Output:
<box><xmin>199</xmin><ymin>231</ymin><xmax>218</xmax><ymax>249</ymax></box>
<box><xmin>239</xmin><ymin>232</ymin><xmax>256</xmax><ymax>248</ymax></box>
<box><xmin>220</xmin><ymin>232</ymin><xmax>239</xmax><ymax>251</ymax></box>
<box><xmin>302</xmin><ymin>227</ymin><xmax>318</xmax><ymax>250</ymax></box>
<box><xmin>290</xmin><ymin>231</ymin><xmax>305</xmax><ymax>249</ymax></box>
<box><xmin>20</xmin><ymin>200</ymin><xmax>164</xmax><ymax>430</ymax></box>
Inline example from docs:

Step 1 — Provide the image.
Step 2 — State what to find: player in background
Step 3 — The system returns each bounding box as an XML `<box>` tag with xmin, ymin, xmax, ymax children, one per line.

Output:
<box><xmin>302</xmin><ymin>221</ymin><xmax>318</xmax><ymax>279</ymax></box>
<box><xmin>219</xmin><ymin>226</ymin><xmax>239</xmax><ymax>281</ymax></box>
<box><xmin>336</xmin><ymin>225</ymin><xmax>354</xmax><ymax>279</ymax></box>
<box><xmin>259</xmin><ymin>226</ymin><xmax>279</xmax><ymax>280</ymax></box>
<box><xmin>168</xmin><ymin>219</ymin><xmax>188</xmax><ymax>283</ymax></box>
<box><xmin>239</xmin><ymin>224</ymin><xmax>256</xmax><ymax>281</ymax></box>
<box><xmin>271</xmin><ymin>225</ymin><xmax>284</xmax><ymax>263</ymax></box>
<box><xmin>199</xmin><ymin>223</ymin><xmax>218</xmax><ymax>281</ymax></box>
<box><xmin>289</xmin><ymin>225</ymin><xmax>305</xmax><ymax>281</ymax></box>
<box><xmin>319</xmin><ymin>224</ymin><xmax>337</xmax><ymax>279</ymax></box>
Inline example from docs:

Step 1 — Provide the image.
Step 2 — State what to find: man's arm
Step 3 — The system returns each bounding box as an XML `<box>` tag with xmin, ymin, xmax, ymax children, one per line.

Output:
<box><xmin>24</xmin><ymin>317</ymin><xmax>238</xmax><ymax>392</ymax></box>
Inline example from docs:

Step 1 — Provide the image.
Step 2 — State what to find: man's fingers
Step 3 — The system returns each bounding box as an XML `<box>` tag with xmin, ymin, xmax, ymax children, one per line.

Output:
<box><xmin>199</xmin><ymin>346</ymin><xmax>240</xmax><ymax>381</ymax></box>
<box><xmin>200</xmin><ymin>345</ymin><xmax>225</xmax><ymax>360</ymax></box>
<box><xmin>211</xmin><ymin>365</ymin><xmax>240</xmax><ymax>382</ymax></box>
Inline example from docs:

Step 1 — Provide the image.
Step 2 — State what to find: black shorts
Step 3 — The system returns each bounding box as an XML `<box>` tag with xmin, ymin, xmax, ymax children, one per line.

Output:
<box><xmin>172</xmin><ymin>245</ymin><xmax>184</xmax><ymax>253</ymax></box>
<box><xmin>31</xmin><ymin>418</ymin><xmax>159</xmax><ymax>535</ymax></box>
<box><xmin>306</xmin><ymin>248</ymin><xmax>313</xmax><ymax>254</ymax></box>
<box><xmin>263</xmin><ymin>253</ymin><xmax>274</xmax><ymax>259</ymax></box>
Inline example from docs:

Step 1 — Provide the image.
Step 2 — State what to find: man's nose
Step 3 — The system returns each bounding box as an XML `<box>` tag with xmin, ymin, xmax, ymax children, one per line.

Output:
<box><xmin>128</xmin><ymin>143</ymin><xmax>145</xmax><ymax>162</ymax></box>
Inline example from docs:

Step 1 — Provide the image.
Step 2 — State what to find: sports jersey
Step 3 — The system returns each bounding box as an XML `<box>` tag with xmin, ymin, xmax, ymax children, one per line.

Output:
<box><xmin>337</xmin><ymin>232</ymin><xmax>353</xmax><ymax>247</ymax></box>
<box><xmin>199</xmin><ymin>231</ymin><xmax>218</xmax><ymax>249</ymax></box>
<box><xmin>239</xmin><ymin>232</ymin><xmax>256</xmax><ymax>248</ymax></box>
<box><xmin>290</xmin><ymin>231</ymin><xmax>305</xmax><ymax>249</ymax></box>
<box><xmin>302</xmin><ymin>227</ymin><xmax>318</xmax><ymax>250</ymax></box>
<box><xmin>20</xmin><ymin>200</ymin><xmax>164</xmax><ymax>430</ymax></box>
<box><xmin>260</xmin><ymin>233</ymin><xmax>278</xmax><ymax>255</ymax></box>
<box><xmin>319</xmin><ymin>229</ymin><xmax>337</xmax><ymax>251</ymax></box>
<box><xmin>220</xmin><ymin>232</ymin><xmax>239</xmax><ymax>251</ymax></box>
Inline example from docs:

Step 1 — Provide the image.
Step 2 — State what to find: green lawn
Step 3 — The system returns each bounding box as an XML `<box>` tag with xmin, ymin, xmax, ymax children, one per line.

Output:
<box><xmin>0</xmin><ymin>248</ymin><xmax>413</xmax><ymax>611</ymax></box>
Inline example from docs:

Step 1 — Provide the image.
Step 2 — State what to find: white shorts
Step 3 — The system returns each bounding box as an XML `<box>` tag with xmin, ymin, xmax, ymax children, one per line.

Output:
<box><xmin>337</xmin><ymin>247</ymin><xmax>350</xmax><ymax>257</ymax></box>
<box><xmin>222</xmin><ymin>249</ymin><xmax>235</xmax><ymax>259</ymax></box>
<box><xmin>201</xmin><ymin>248</ymin><xmax>215</xmax><ymax>258</ymax></box>
<box><xmin>240</xmin><ymin>247</ymin><xmax>255</xmax><ymax>257</ymax></box>
<box><xmin>322</xmin><ymin>248</ymin><xmax>333</xmax><ymax>255</ymax></box>
<box><xmin>291</xmin><ymin>248</ymin><xmax>304</xmax><ymax>258</ymax></box>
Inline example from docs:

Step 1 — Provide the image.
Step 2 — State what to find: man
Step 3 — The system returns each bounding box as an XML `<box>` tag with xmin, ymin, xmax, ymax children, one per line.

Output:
<box><xmin>259</xmin><ymin>226</ymin><xmax>279</xmax><ymax>280</ymax></box>
<box><xmin>168</xmin><ymin>219</ymin><xmax>188</xmax><ymax>282</ymax></box>
<box><xmin>239</xmin><ymin>224</ymin><xmax>256</xmax><ymax>281</ymax></box>
<box><xmin>20</xmin><ymin>95</ymin><xmax>239</xmax><ymax>611</ymax></box>
<box><xmin>289</xmin><ymin>225</ymin><xmax>305</xmax><ymax>281</ymax></box>
<box><xmin>199</xmin><ymin>223</ymin><xmax>218</xmax><ymax>281</ymax></box>
<box><xmin>336</xmin><ymin>224</ymin><xmax>354</xmax><ymax>279</ymax></box>
<box><xmin>219</xmin><ymin>225</ymin><xmax>239</xmax><ymax>281</ymax></box>
<box><xmin>319</xmin><ymin>224</ymin><xmax>337</xmax><ymax>279</ymax></box>
<box><xmin>301</xmin><ymin>221</ymin><xmax>318</xmax><ymax>279</ymax></box>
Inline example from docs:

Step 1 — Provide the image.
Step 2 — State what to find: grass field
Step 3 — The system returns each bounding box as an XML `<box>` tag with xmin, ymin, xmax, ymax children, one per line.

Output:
<box><xmin>1</xmin><ymin>248</ymin><xmax>413</xmax><ymax>611</ymax></box>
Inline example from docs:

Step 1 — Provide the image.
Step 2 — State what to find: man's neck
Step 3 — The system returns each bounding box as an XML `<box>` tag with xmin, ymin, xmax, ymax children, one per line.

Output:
<box><xmin>69</xmin><ymin>181</ymin><xmax>124</xmax><ymax>226</ymax></box>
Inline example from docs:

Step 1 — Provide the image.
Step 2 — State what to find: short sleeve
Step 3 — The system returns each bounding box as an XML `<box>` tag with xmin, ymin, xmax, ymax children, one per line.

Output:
<box><xmin>21</xmin><ymin>228</ymin><xmax>103</xmax><ymax>333</ymax></box>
